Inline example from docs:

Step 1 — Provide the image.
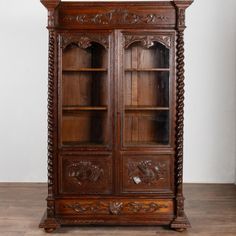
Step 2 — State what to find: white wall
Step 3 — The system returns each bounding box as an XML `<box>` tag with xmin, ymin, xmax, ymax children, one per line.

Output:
<box><xmin>0</xmin><ymin>0</ymin><xmax>235</xmax><ymax>183</ymax></box>
<box><xmin>184</xmin><ymin>0</ymin><xmax>236</xmax><ymax>183</ymax></box>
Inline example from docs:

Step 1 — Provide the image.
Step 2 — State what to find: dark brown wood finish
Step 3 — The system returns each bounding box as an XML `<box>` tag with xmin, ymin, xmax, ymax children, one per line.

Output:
<box><xmin>40</xmin><ymin>0</ymin><xmax>193</xmax><ymax>233</ymax></box>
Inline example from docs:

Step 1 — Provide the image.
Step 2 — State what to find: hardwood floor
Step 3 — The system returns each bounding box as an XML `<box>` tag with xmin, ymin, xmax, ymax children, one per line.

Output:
<box><xmin>0</xmin><ymin>183</ymin><xmax>235</xmax><ymax>235</ymax></box>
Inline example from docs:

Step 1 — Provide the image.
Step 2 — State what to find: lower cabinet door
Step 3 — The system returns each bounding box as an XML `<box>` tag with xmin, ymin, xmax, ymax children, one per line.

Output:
<box><xmin>121</xmin><ymin>154</ymin><xmax>174</xmax><ymax>193</ymax></box>
<box><xmin>59</xmin><ymin>155</ymin><xmax>113</xmax><ymax>194</ymax></box>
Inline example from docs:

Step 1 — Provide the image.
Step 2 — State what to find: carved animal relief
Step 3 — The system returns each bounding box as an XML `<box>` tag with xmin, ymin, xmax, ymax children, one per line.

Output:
<box><xmin>67</xmin><ymin>161</ymin><xmax>104</xmax><ymax>185</ymax></box>
<box><xmin>127</xmin><ymin>160</ymin><xmax>168</xmax><ymax>185</ymax></box>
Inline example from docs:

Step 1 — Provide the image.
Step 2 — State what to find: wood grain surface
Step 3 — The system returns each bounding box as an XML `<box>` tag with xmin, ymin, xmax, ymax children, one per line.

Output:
<box><xmin>0</xmin><ymin>183</ymin><xmax>235</xmax><ymax>235</ymax></box>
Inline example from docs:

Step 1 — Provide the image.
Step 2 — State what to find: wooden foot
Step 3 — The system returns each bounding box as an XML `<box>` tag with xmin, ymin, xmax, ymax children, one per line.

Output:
<box><xmin>170</xmin><ymin>213</ymin><xmax>191</xmax><ymax>232</ymax></box>
<box><xmin>44</xmin><ymin>228</ymin><xmax>57</xmax><ymax>233</ymax></box>
<box><xmin>174</xmin><ymin>228</ymin><xmax>186</xmax><ymax>232</ymax></box>
<box><xmin>39</xmin><ymin>211</ymin><xmax>60</xmax><ymax>233</ymax></box>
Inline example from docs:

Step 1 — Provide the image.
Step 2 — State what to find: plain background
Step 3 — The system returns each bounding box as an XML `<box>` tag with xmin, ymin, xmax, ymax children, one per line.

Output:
<box><xmin>0</xmin><ymin>0</ymin><xmax>235</xmax><ymax>183</ymax></box>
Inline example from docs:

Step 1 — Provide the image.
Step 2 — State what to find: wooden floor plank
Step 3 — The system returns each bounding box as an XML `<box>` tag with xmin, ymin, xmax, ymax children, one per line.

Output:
<box><xmin>0</xmin><ymin>183</ymin><xmax>235</xmax><ymax>235</ymax></box>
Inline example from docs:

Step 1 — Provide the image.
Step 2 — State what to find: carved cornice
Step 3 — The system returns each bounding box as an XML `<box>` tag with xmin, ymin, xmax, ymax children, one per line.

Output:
<box><xmin>124</xmin><ymin>35</ymin><xmax>171</xmax><ymax>49</ymax></box>
<box><xmin>60</xmin><ymin>34</ymin><xmax>109</xmax><ymax>50</ymax></box>
<box><xmin>65</xmin><ymin>201</ymin><xmax>168</xmax><ymax>215</ymax></box>
<box><xmin>62</xmin><ymin>9</ymin><xmax>169</xmax><ymax>25</ymax></box>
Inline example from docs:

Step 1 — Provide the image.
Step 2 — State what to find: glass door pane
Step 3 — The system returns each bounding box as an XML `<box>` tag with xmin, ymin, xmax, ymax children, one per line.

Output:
<box><xmin>60</xmin><ymin>41</ymin><xmax>109</xmax><ymax>147</ymax></box>
<box><xmin>123</xmin><ymin>39</ymin><xmax>170</xmax><ymax>146</ymax></box>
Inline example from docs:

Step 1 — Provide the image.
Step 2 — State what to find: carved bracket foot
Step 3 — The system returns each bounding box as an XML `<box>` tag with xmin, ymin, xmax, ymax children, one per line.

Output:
<box><xmin>39</xmin><ymin>211</ymin><xmax>60</xmax><ymax>233</ymax></box>
<box><xmin>170</xmin><ymin>213</ymin><xmax>191</xmax><ymax>232</ymax></box>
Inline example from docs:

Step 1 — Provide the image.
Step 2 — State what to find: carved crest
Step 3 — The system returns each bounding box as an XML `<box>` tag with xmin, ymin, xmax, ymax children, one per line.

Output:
<box><xmin>124</xmin><ymin>35</ymin><xmax>171</xmax><ymax>49</ymax></box>
<box><xmin>109</xmin><ymin>202</ymin><xmax>123</xmax><ymax>215</ymax></box>
<box><xmin>60</xmin><ymin>34</ymin><xmax>109</xmax><ymax>50</ymax></box>
<box><xmin>62</xmin><ymin>9</ymin><xmax>169</xmax><ymax>25</ymax></box>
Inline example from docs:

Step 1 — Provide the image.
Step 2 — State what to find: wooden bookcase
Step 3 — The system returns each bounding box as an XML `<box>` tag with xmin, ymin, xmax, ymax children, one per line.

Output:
<box><xmin>40</xmin><ymin>0</ymin><xmax>193</xmax><ymax>232</ymax></box>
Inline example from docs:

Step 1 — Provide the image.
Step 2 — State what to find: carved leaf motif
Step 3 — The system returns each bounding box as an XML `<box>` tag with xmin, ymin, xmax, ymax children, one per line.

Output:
<box><xmin>124</xmin><ymin>35</ymin><xmax>171</xmax><ymax>49</ymax></box>
<box><xmin>62</xmin><ymin>9</ymin><xmax>169</xmax><ymax>25</ymax></box>
<box><xmin>127</xmin><ymin>160</ymin><xmax>167</xmax><ymax>185</ymax></box>
<box><xmin>65</xmin><ymin>201</ymin><xmax>168</xmax><ymax>214</ymax></box>
<box><xmin>67</xmin><ymin>161</ymin><xmax>104</xmax><ymax>185</ymax></box>
<box><xmin>65</xmin><ymin>202</ymin><xmax>108</xmax><ymax>214</ymax></box>
<box><xmin>126</xmin><ymin>202</ymin><xmax>167</xmax><ymax>213</ymax></box>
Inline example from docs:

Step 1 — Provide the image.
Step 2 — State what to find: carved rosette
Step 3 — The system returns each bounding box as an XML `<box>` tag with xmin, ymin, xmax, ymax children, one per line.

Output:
<box><xmin>127</xmin><ymin>160</ymin><xmax>167</xmax><ymax>185</ymax></box>
<box><xmin>61</xmin><ymin>34</ymin><xmax>109</xmax><ymax>50</ymax></box>
<box><xmin>65</xmin><ymin>201</ymin><xmax>168</xmax><ymax>215</ymax></box>
<box><xmin>67</xmin><ymin>161</ymin><xmax>104</xmax><ymax>185</ymax></box>
<box><xmin>124</xmin><ymin>35</ymin><xmax>171</xmax><ymax>49</ymax></box>
<box><xmin>62</xmin><ymin>9</ymin><xmax>169</xmax><ymax>25</ymax></box>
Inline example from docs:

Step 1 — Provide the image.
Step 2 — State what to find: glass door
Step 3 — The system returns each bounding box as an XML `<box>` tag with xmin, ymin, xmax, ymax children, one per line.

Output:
<box><xmin>59</xmin><ymin>34</ymin><xmax>111</xmax><ymax>148</ymax></box>
<box><xmin>121</xmin><ymin>34</ymin><xmax>171</xmax><ymax>147</ymax></box>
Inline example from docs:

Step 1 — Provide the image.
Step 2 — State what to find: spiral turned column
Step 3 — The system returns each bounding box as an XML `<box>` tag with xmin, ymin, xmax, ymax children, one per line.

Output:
<box><xmin>171</xmin><ymin>4</ymin><xmax>191</xmax><ymax>230</ymax></box>
<box><xmin>47</xmin><ymin>30</ymin><xmax>56</xmax><ymax>218</ymax></box>
<box><xmin>175</xmin><ymin>29</ymin><xmax>185</xmax><ymax>217</ymax></box>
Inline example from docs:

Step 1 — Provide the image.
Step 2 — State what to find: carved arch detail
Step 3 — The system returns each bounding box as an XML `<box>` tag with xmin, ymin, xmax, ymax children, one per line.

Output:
<box><xmin>123</xmin><ymin>35</ymin><xmax>171</xmax><ymax>49</ymax></box>
<box><xmin>60</xmin><ymin>34</ymin><xmax>109</xmax><ymax>50</ymax></box>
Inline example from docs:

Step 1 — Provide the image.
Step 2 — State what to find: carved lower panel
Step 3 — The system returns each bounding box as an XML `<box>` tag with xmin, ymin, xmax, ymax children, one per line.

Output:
<box><xmin>60</xmin><ymin>155</ymin><xmax>112</xmax><ymax>194</ymax></box>
<box><xmin>56</xmin><ymin>199</ymin><xmax>173</xmax><ymax>216</ymax></box>
<box><xmin>122</xmin><ymin>155</ymin><xmax>172</xmax><ymax>193</ymax></box>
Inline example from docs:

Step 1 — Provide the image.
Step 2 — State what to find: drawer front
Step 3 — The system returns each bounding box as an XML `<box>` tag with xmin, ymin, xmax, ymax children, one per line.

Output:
<box><xmin>121</xmin><ymin>154</ymin><xmax>173</xmax><ymax>193</ymax></box>
<box><xmin>56</xmin><ymin>199</ymin><xmax>173</xmax><ymax>216</ymax></box>
<box><xmin>59</xmin><ymin>155</ymin><xmax>113</xmax><ymax>194</ymax></box>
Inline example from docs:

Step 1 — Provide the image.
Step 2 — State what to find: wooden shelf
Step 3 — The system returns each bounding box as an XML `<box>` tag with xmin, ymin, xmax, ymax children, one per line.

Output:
<box><xmin>125</xmin><ymin>68</ymin><xmax>170</xmax><ymax>72</ymax></box>
<box><xmin>125</xmin><ymin>141</ymin><xmax>169</xmax><ymax>146</ymax></box>
<box><xmin>125</xmin><ymin>106</ymin><xmax>169</xmax><ymax>111</ymax></box>
<box><xmin>63</xmin><ymin>106</ymin><xmax>108</xmax><ymax>111</ymax></box>
<box><xmin>62</xmin><ymin>68</ymin><xmax>107</xmax><ymax>72</ymax></box>
<box><xmin>62</xmin><ymin>141</ymin><xmax>105</xmax><ymax>146</ymax></box>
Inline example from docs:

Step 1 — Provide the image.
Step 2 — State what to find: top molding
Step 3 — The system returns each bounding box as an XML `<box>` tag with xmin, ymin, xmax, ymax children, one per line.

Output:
<box><xmin>41</xmin><ymin>0</ymin><xmax>60</xmax><ymax>9</ymax></box>
<box><xmin>41</xmin><ymin>1</ymin><xmax>193</xmax><ymax>10</ymax></box>
<box><xmin>41</xmin><ymin>1</ymin><xmax>193</xmax><ymax>29</ymax></box>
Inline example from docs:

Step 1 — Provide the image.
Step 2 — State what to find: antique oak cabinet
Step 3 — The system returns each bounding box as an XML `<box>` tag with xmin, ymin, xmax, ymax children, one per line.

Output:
<box><xmin>40</xmin><ymin>0</ymin><xmax>193</xmax><ymax>232</ymax></box>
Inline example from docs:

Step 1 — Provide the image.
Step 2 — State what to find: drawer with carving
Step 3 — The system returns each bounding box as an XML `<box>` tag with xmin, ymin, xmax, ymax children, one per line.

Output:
<box><xmin>121</xmin><ymin>154</ymin><xmax>173</xmax><ymax>193</ymax></box>
<box><xmin>59</xmin><ymin>155</ymin><xmax>113</xmax><ymax>194</ymax></box>
<box><xmin>55</xmin><ymin>199</ymin><xmax>173</xmax><ymax>216</ymax></box>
